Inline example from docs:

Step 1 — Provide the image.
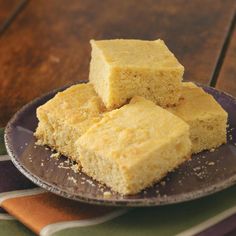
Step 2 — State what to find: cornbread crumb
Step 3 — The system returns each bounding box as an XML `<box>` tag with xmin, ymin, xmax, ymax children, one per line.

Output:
<box><xmin>86</xmin><ymin>179</ymin><xmax>94</xmax><ymax>185</ymax></box>
<box><xmin>208</xmin><ymin>162</ymin><xmax>215</xmax><ymax>166</ymax></box>
<box><xmin>160</xmin><ymin>181</ymin><xmax>166</xmax><ymax>186</ymax></box>
<box><xmin>71</xmin><ymin>163</ymin><xmax>80</xmax><ymax>173</ymax></box>
<box><xmin>35</xmin><ymin>140</ymin><xmax>43</xmax><ymax>145</ymax></box>
<box><xmin>68</xmin><ymin>176</ymin><xmax>77</xmax><ymax>184</ymax></box>
<box><xmin>193</xmin><ymin>166</ymin><xmax>201</xmax><ymax>171</ymax></box>
<box><xmin>58</xmin><ymin>162</ymin><xmax>70</xmax><ymax>169</ymax></box>
<box><xmin>50</xmin><ymin>152</ymin><xmax>60</xmax><ymax>159</ymax></box>
<box><xmin>103</xmin><ymin>191</ymin><xmax>112</xmax><ymax>197</ymax></box>
<box><xmin>89</xmin><ymin>39</ymin><xmax>184</xmax><ymax>109</ymax></box>
<box><xmin>178</xmin><ymin>180</ymin><xmax>182</xmax><ymax>185</ymax></box>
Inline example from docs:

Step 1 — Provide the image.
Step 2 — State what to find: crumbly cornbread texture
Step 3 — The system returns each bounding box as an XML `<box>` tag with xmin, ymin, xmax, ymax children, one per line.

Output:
<box><xmin>35</xmin><ymin>83</ymin><xmax>106</xmax><ymax>163</ymax></box>
<box><xmin>77</xmin><ymin>96</ymin><xmax>191</xmax><ymax>195</ymax></box>
<box><xmin>167</xmin><ymin>82</ymin><xmax>228</xmax><ymax>154</ymax></box>
<box><xmin>89</xmin><ymin>39</ymin><xmax>184</xmax><ymax>109</ymax></box>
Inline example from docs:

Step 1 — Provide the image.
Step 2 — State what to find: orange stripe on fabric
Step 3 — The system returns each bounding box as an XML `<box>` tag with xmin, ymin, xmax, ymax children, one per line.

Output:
<box><xmin>1</xmin><ymin>192</ymin><xmax>114</xmax><ymax>234</ymax></box>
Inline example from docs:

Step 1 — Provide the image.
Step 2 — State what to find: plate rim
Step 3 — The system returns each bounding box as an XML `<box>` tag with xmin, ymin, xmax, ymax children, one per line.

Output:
<box><xmin>4</xmin><ymin>82</ymin><xmax>236</xmax><ymax>207</ymax></box>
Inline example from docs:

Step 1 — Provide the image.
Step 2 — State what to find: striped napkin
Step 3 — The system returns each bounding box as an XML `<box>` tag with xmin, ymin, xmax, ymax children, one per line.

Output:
<box><xmin>1</xmin><ymin>128</ymin><xmax>236</xmax><ymax>236</ymax></box>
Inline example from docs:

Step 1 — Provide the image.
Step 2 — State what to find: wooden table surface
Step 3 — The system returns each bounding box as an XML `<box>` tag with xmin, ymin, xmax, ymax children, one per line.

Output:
<box><xmin>0</xmin><ymin>0</ymin><xmax>235</xmax><ymax>128</ymax></box>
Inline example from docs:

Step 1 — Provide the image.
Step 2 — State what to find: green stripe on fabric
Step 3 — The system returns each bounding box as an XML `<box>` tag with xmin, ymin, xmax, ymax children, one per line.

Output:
<box><xmin>52</xmin><ymin>185</ymin><xmax>236</xmax><ymax>236</ymax></box>
<box><xmin>0</xmin><ymin>219</ymin><xmax>35</xmax><ymax>236</ymax></box>
<box><xmin>0</xmin><ymin>128</ymin><xmax>6</xmax><ymax>155</ymax></box>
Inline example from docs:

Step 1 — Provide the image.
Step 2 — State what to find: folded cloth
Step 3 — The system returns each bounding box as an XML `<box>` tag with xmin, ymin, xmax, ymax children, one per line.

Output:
<box><xmin>1</xmin><ymin>128</ymin><xmax>236</xmax><ymax>236</ymax></box>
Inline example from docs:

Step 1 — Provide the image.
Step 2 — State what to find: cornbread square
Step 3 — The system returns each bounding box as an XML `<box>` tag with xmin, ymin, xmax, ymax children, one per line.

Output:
<box><xmin>167</xmin><ymin>82</ymin><xmax>228</xmax><ymax>154</ymax></box>
<box><xmin>89</xmin><ymin>39</ymin><xmax>184</xmax><ymax>109</ymax></box>
<box><xmin>35</xmin><ymin>83</ymin><xmax>106</xmax><ymax>162</ymax></box>
<box><xmin>77</xmin><ymin>96</ymin><xmax>191</xmax><ymax>195</ymax></box>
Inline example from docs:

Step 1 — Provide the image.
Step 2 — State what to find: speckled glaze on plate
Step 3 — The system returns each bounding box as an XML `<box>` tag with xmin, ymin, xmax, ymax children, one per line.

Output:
<box><xmin>4</xmin><ymin>82</ymin><xmax>236</xmax><ymax>207</ymax></box>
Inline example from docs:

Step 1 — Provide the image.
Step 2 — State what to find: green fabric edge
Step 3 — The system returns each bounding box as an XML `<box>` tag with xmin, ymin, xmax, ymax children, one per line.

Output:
<box><xmin>53</xmin><ymin>186</ymin><xmax>236</xmax><ymax>236</ymax></box>
<box><xmin>0</xmin><ymin>219</ymin><xmax>34</xmax><ymax>236</ymax></box>
<box><xmin>0</xmin><ymin>128</ymin><xmax>6</xmax><ymax>155</ymax></box>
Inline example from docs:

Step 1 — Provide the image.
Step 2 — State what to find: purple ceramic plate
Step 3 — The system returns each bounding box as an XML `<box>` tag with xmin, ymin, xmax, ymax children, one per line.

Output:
<box><xmin>4</xmin><ymin>82</ymin><xmax>236</xmax><ymax>207</ymax></box>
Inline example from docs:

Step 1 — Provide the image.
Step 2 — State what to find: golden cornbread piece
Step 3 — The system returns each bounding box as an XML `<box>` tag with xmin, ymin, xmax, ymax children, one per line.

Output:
<box><xmin>77</xmin><ymin>96</ymin><xmax>191</xmax><ymax>195</ymax></box>
<box><xmin>35</xmin><ymin>83</ymin><xmax>106</xmax><ymax>163</ymax></box>
<box><xmin>167</xmin><ymin>82</ymin><xmax>228</xmax><ymax>154</ymax></box>
<box><xmin>89</xmin><ymin>39</ymin><xmax>184</xmax><ymax>109</ymax></box>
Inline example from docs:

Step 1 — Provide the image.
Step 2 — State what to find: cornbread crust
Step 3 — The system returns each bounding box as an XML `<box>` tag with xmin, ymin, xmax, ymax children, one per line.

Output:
<box><xmin>89</xmin><ymin>39</ymin><xmax>184</xmax><ymax>109</ymax></box>
<box><xmin>77</xmin><ymin>96</ymin><xmax>191</xmax><ymax>195</ymax></box>
<box><xmin>34</xmin><ymin>83</ymin><xmax>106</xmax><ymax>163</ymax></box>
<box><xmin>167</xmin><ymin>82</ymin><xmax>228</xmax><ymax>154</ymax></box>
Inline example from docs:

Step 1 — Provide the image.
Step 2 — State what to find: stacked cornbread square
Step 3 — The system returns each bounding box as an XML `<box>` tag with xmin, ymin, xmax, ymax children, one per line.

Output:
<box><xmin>35</xmin><ymin>38</ymin><xmax>228</xmax><ymax>195</ymax></box>
<box><xmin>89</xmin><ymin>39</ymin><xmax>184</xmax><ymax>109</ymax></box>
<box><xmin>167</xmin><ymin>82</ymin><xmax>228</xmax><ymax>153</ymax></box>
<box><xmin>35</xmin><ymin>83</ymin><xmax>106</xmax><ymax>163</ymax></box>
<box><xmin>77</xmin><ymin>96</ymin><xmax>191</xmax><ymax>195</ymax></box>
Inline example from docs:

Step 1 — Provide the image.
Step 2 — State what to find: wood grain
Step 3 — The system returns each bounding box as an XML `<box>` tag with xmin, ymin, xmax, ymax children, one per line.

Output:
<box><xmin>0</xmin><ymin>0</ymin><xmax>25</xmax><ymax>33</ymax></box>
<box><xmin>0</xmin><ymin>0</ymin><xmax>18</xmax><ymax>24</ymax></box>
<box><xmin>0</xmin><ymin>0</ymin><xmax>235</xmax><ymax>126</ymax></box>
<box><xmin>216</xmin><ymin>29</ymin><xmax>236</xmax><ymax>97</ymax></box>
